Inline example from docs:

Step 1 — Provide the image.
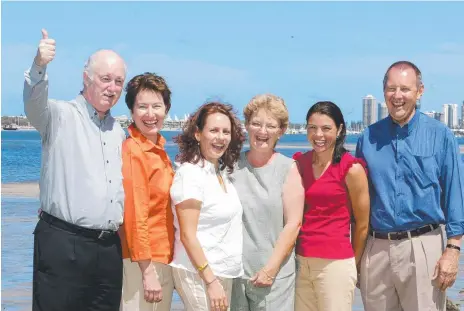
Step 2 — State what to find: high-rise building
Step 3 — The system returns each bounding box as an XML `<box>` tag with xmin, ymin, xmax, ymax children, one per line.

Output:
<box><xmin>461</xmin><ymin>101</ymin><xmax>464</xmax><ymax>128</ymax></box>
<box><xmin>378</xmin><ymin>102</ymin><xmax>388</xmax><ymax>120</ymax></box>
<box><xmin>442</xmin><ymin>103</ymin><xmax>459</xmax><ymax>128</ymax></box>
<box><xmin>363</xmin><ymin>95</ymin><xmax>377</xmax><ymax>127</ymax></box>
<box><xmin>450</xmin><ymin>104</ymin><xmax>458</xmax><ymax>128</ymax></box>
<box><xmin>442</xmin><ymin>104</ymin><xmax>450</xmax><ymax>127</ymax></box>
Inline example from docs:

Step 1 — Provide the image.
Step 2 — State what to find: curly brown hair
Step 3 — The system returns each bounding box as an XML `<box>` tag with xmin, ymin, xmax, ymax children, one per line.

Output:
<box><xmin>174</xmin><ymin>102</ymin><xmax>245</xmax><ymax>173</ymax></box>
<box><xmin>125</xmin><ymin>72</ymin><xmax>172</xmax><ymax>113</ymax></box>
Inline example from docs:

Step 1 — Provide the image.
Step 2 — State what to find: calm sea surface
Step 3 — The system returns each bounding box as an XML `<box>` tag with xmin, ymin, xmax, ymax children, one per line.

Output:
<box><xmin>2</xmin><ymin>130</ymin><xmax>464</xmax><ymax>183</ymax></box>
<box><xmin>2</xmin><ymin>130</ymin><xmax>463</xmax><ymax>310</ymax></box>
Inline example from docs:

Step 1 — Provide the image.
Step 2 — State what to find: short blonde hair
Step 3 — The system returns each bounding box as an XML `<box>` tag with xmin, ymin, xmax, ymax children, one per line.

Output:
<box><xmin>243</xmin><ymin>94</ymin><xmax>289</xmax><ymax>130</ymax></box>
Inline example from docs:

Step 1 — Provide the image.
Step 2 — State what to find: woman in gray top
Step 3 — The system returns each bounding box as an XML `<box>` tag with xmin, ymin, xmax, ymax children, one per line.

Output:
<box><xmin>230</xmin><ymin>94</ymin><xmax>305</xmax><ymax>311</ymax></box>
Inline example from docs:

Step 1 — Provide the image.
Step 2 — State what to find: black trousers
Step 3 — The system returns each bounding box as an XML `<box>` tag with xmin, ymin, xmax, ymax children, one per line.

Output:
<box><xmin>32</xmin><ymin>216</ymin><xmax>123</xmax><ymax>311</ymax></box>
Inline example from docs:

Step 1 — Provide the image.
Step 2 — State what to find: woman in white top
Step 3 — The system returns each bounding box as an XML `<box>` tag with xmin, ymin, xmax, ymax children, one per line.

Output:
<box><xmin>170</xmin><ymin>101</ymin><xmax>246</xmax><ymax>311</ymax></box>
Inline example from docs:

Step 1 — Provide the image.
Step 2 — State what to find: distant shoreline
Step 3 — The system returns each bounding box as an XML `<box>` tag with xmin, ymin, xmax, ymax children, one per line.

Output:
<box><xmin>3</xmin><ymin>127</ymin><xmax>464</xmax><ymax>138</ymax></box>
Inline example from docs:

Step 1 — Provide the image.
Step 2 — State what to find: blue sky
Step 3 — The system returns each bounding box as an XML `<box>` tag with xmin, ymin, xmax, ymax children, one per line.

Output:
<box><xmin>2</xmin><ymin>1</ymin><xmax>464</xmax><ymax>123</ymax></box>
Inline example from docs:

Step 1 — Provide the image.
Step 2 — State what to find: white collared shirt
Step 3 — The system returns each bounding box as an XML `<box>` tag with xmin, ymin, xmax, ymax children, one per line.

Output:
<box><xmin>170</xmin><ymin>160</ymin><xmax>243</xmax><ymax>278</ymax></box>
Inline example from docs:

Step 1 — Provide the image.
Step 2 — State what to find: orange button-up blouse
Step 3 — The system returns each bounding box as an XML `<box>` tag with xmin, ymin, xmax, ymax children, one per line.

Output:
<box><xmin>120</xmin><ymin>124</ymin><xmax>175</xmax><ymax>264</ymax></box>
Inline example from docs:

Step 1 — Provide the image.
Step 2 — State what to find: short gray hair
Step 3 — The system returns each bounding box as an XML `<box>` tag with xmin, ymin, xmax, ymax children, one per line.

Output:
<box><xmin>383</xmin><ymin>60</ymin><xmax>423</xmax><ymax>90</ymax></box>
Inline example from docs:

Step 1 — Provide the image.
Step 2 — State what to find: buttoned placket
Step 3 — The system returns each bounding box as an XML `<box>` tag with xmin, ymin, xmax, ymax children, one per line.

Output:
<box><xmin>394</xmin><ymin>126</ymin><xmax>409</xmax><ymax>219</ymax></box>
<box><xmin>94</xmin><ymin>113</ymin><xmax>114</xmax><ymax>206</ymax></box>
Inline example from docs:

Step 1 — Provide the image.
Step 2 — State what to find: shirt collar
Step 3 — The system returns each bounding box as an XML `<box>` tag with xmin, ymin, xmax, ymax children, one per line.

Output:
<box><xmin>202</xmin><ymin>158</ymin><xmax>222</xmax><ymax>175</ymax></box>
<box><xmin>388</xmin><ymin>108</ymin><xmax>419</xmax><ymax>135</ymax></box>
<box><xmin>75</xmin><ymin>94</ymin><xmax>111</xmax><ymax>125</ymax></box>
<box><xmin>127</xmin><ymin>123</ymin><xmax>166</xmax><ymax>151</ymax></box>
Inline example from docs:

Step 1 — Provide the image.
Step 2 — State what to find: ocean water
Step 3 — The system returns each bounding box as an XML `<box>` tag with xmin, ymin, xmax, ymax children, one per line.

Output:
<box><xmin>2</xmin><ymin>130</ymin><xmax>464</xmax><ymax>183</ymax></box>
<box><xmin>1</xmin><ymin>130</ymin><xmax>463</xmax><ymax>310</ymax></box>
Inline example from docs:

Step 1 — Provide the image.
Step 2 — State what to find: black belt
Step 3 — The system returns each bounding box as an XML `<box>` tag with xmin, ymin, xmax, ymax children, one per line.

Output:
<box><xmin>39</xmin><ymin>211</ymin><xmax>118</xmax><ymax>240</ymax></box>
<box><xmin>370</xmin><ymin>224</ymin><xmax>440</xmax><ymax>240</ymax></box>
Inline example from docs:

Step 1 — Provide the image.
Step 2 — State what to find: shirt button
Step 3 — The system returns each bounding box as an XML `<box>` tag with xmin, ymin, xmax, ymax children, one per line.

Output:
<box><xmin>38</xmin><ymin>71</ymin><xmax>42</xmax><ymax>74</ymax></box>
<box><xmin>103</xmin><ymin>142</ymin><xmax>106</xmax><ymax>145</ymax></box>
<box><xmin>107</xmin><ymin>160</ymin><xmax>109</xmax><ymax>163</ymax></box>
<box><xmin>111</xmin><ymin>200</ymin><xmax>113</xmax><ymax>203</ymax></box>
<box><xmin>109</xmin><ymin>180</ymin><xmax>112</xmax><ymax>183</ymax></box>
<box><xmin>397</xmin><ymin>212</ymin><xmax>400</xmax><ymax>216</ymax></box>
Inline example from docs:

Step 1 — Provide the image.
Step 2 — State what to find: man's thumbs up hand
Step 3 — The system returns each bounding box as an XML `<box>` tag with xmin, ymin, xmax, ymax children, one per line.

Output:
<box><xmin>34</xmin><ymin>28</ymin><xmax>56</xmax><ymax>67</ymax></box>
<box><xmin>41</xmin><ymin>29</ymin><xmax>48</xmax><ymax>40</ymax></box>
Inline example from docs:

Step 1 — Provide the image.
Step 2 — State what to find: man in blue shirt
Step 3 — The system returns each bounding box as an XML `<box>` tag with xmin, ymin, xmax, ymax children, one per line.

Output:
<box><xmin>356</xmin><ymin>61</ymin><xmax>463</xmax><ymax>311</ymax></box>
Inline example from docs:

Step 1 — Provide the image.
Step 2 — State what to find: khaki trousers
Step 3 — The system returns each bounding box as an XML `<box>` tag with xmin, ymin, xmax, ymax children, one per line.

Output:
<box><xmin>172</xmin><ymin>267</ymin><xmax>233</xmax><ymax>311</ymax></box>
<box><xmin>121</xmin><ymin>259</ymin><xmax>174</xmax><ymax>311</ymax></box>
<box><xmin>360</xmin><ymin>226</ymin><xmax>446</xmax><ymax>311</ymax></box>
<box><xmin>295</xmin><ymin>255</ymin><xmax>357</xmax><ymax>311</ymax></box>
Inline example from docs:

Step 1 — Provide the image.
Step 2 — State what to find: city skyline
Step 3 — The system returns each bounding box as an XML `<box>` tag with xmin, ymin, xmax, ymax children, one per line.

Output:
<box><xmin>3</xmin><ymin>98</ymin><xmax>464</xmax><ymax>130</ymax></box>
<box><xmin>360</xmin><ymin>93</ymin><xmax>464</xmax><ymax>130</ymax></box>
<box><xmin>2</xmin><ymin>2</ymin><xmax>464</xmax><ymax>123</ymax></box>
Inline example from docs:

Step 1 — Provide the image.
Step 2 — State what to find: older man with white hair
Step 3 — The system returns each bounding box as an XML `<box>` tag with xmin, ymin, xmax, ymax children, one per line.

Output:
<box><xmin>24</xmin><ymin>29</ymin><xmax>127</xmax><ymax>311</ymax></box>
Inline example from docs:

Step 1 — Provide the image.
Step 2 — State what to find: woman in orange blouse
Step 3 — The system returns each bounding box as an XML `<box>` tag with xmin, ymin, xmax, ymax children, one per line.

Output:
<box><xmin>120</xmin><ymin>72</ymin><xmax>175</xmax><ymax>311</ymax></box>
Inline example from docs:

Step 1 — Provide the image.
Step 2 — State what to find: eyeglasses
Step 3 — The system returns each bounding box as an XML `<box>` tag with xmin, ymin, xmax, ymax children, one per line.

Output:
<box><xmin>248</xmin><ymin>121</ymin><xmax>280</xmax><ymax>133</ymax></box>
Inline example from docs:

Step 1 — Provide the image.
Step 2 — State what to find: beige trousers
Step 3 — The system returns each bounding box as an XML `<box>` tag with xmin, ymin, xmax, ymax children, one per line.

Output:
<box><xmin>360</xmin><ymin>226</ymin><xmax>446</xmax><ymax>311</ymax></box>
<box><xmin>295</xmin><ymin>255</ymin><xmax>357</xmax><ymax>311</ymax></box>
<box><xmin>121</xmin><ymin>259</ymin><xmax>174</xmax><ymax>311</ymax></box>
<box><xmin>172</xmin><ymin>266</ymin><xmax>233</xmax><ymax>311</ymax></box>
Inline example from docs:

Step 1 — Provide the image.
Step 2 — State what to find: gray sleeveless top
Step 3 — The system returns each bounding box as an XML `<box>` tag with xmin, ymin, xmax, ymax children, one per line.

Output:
<box><xmin>231</xmin><ymin>151</ymin><xmax>295</xmax><ymax>279</ymax></box>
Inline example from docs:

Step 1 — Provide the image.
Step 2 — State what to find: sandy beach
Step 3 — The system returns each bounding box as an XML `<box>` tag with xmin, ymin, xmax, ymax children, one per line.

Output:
<box><xmin>2</xmin><ymin>183</ymin><xmax>40</xmax><ymax>198</ymax></box>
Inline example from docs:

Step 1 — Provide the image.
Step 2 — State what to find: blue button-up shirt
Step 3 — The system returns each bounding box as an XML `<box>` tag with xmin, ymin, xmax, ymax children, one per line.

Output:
<box><xmin>355</xmin><ymin>111</ymin><xmax>464</xmax><ymax>238</ymax></box>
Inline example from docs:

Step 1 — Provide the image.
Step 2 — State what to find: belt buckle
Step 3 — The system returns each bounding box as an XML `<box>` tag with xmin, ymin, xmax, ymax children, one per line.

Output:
<box><xmin>387</xmin><ymin>231</ymin><xmax>402</xmax><ymax>240</ymax></box>
<box><xmin>98</xmin><ymin>230</ymin><xmax>112</xmax><ymax>240</ymax></box>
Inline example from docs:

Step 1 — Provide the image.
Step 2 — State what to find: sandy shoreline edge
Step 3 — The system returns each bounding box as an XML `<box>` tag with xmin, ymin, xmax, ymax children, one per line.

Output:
<box><xmin>2</xmin><ymin>183</ymin><xmax>40</xmax><ymax>198</ymax></box>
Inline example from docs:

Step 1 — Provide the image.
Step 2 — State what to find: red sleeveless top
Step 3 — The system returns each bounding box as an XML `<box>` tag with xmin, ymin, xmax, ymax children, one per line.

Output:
<box><xmin>293</xmin><ymin>151</ymin><xmax>367</xmax><ymax>259</ymax></box>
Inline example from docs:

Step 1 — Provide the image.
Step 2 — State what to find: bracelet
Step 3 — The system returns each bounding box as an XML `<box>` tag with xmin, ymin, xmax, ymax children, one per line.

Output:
<box><xmin>205</xmin><ymin>277</ymin><xmax>218</xmax><ymax>286</ymax></box>
<box><xmin>262</xmin><ymin>269</ymin><xmax>275</xmax><ymax>280</ymax></box>
<box><xmin>446</xmin><ymin>244</ymin><xmax>461</xmax><ymax>252</ymax></box>
<box><xmin>197</xmin><ymin>262</ymin><xmax>209</xmax><ymax>272</ymax></box>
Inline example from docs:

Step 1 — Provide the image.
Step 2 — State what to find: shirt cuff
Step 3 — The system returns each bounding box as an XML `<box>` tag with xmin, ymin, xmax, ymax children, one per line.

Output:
<box><xmin>28</xmin><ymin>61</ymin><xmax>47</xmax><ymax>85</ymax></box>
<box><xmin>445</xmin><ymin>221</ymin><xmax>464</xmax><ymax>238</ymax></box>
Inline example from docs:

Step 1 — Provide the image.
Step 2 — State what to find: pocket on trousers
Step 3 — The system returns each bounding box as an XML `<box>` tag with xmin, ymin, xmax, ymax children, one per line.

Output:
<box><xmin>36</xmin><ymin>226</ymin><xmax>77</xmax><ymax>274</ymax></box>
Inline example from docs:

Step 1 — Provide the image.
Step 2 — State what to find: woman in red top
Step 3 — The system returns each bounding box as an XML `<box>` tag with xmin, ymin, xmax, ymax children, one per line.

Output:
<box><xmin>293</xmin><ymin>101</ymin><xmax>370</xmax><ymax>311</ymax></box>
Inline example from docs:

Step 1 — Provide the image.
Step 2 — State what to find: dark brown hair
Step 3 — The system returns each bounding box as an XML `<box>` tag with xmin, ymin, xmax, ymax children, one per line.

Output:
<box><xmin>174</xmin><ymin>102</ymin><xmax>245</xmax><ymax>173</ymax></box>
<box><xmin>125</xmin><ymin>72</ymin><xmax>172</xmax><ymax>113</ymax></box>
<box><xmin>306</xmin><ymin>101</ymin><xmax>347</xmax><ymax>164</ymax></box>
